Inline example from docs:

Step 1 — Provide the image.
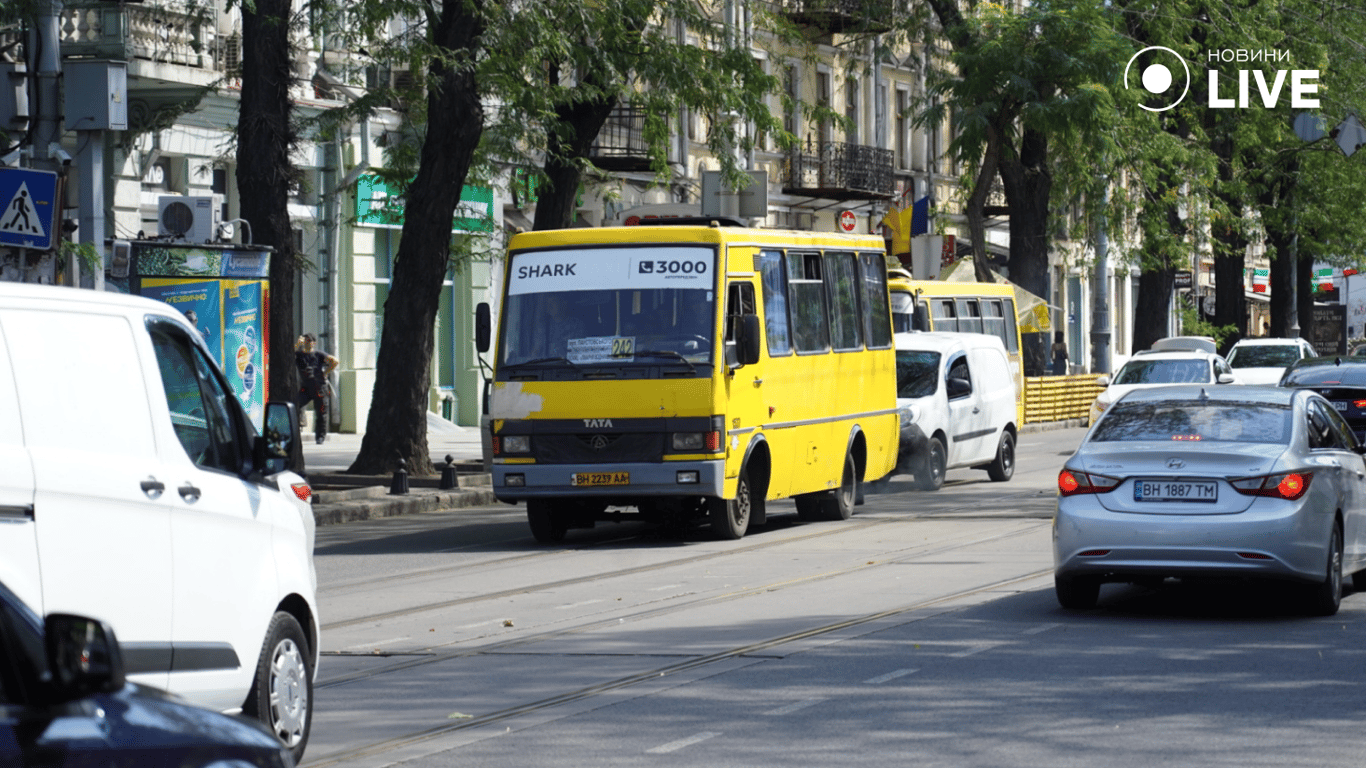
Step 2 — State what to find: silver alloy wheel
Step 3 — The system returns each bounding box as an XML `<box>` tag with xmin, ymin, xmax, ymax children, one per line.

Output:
<box><xmin>268</xmin><ymin>637</ymin><xmax>309</xmax><ymax>747</ymax></box>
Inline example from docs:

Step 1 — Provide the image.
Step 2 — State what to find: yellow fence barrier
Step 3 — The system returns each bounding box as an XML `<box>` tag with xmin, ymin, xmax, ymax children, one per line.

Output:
<box><xmin>1024</xmin><ymin>374</ymin><xmax>1104</xmax><ymax>425</ymax></box>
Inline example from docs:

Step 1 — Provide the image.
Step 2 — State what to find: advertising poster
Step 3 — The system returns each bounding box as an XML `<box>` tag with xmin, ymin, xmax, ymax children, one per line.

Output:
<box><xmin>141</xmin><ymin>278</ymin><xmax>224</xmax><ymax>362</ymax></box>
<box><xmin>222</xmin><ymin>280</ymin><xmax>266</xmax><ymax>427</ymax></box>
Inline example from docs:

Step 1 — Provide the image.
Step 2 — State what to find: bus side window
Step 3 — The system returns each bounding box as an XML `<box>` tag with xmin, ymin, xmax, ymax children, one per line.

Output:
<box><xmin>1002</xmin><ymin>298</ymin><xmax>1019</xmax><ymax>352</ymax></box>
<box><xmin>725</xmin><ymin>282</ymin><xmax>756</xmax><ymax>366</ymax></box>
<box><xmin>758</xmin><ymin>250</ymin><xmax>792</xmax><ymax>356</ymax></box>
<box><xmin>824</xmin><ymin>252</ymin><xmax>862</xmax><ymax>351</ymax></box>
<box><xmin>957</xmin><ymin>298</ymin><xmax>983</xmax><ymax>334</ymax></box>
<box><xmin>859</xmin><ymin>253</ymin><xmax>893</xmax><ymax>349</ymax></box>
<box><xmin>933</xmin><ymin>299</ymin><xmax>957</xmax><ymax>332</ymax></box>
<box><xmin>787</xmin><ymin>251</ymin><xmax>831</xmax><ymax>353</ymax></box>
<box><xmin>983</xmin><ymin>299</ymin><xmax>1006</xmax><ymax>345</ymax></box>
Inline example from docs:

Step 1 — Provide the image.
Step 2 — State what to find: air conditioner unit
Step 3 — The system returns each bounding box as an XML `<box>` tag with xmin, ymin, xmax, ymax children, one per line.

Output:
<box><xmin>158</xmin><ymin>195</ymin><xmax>220</xmax><ymax>243</ymax></box>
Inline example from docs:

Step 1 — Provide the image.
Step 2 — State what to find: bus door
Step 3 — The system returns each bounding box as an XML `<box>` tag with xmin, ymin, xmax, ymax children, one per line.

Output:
<box><xmin>722</xmin><ymin>278</ymin><xmax>764</xmax><ymax>478</ymax></box>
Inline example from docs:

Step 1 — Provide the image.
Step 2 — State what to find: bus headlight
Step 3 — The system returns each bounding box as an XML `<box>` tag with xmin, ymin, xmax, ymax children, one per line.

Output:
<box><xmin>672</xmin><ymin>431</ymin><xmax>720</xmax><ymax>451</ymax></box>
<box><xmin>502</xmin><ymin>435</ymin><xmax>530</xmax><ymax>454</ymax></box>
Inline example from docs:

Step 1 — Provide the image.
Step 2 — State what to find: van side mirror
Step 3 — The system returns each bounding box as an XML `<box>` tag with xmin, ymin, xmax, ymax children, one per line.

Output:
<box><xmin>45</xmin><ymin>613</ymin><xmax>125</xmax><ymax>701</ymax></box>
<box><xmin>736</xmin><ymin>315</ymin><xmax>761</xmax><ymax>366</ymax></box>
<box><xmin>947</xmin><ymin>377</ymin><xmax>971</xmax><ymax>399</ymax></box>
<box><xmin>254</xmin><ymin>401</ymin><xmax>298</xmax><ymax>476</ymax></box>
<box><xmin>1096</xmin><ymin>375</ymin><xmax>1111</xmax><ymax>387</ymax></box>
<box><xmin>1216</xmin><ymin>373</ymin><xmax>1234</xmax><ymax>384</ymax></box>
<box><xmin>475</xmin><ymin>303</ymin><xmax>491</xmax><ymax>354</ymax></box>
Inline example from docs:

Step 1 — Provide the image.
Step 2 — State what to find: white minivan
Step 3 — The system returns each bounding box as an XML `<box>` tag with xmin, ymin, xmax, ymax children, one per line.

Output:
<box><xmin>892</xmin><ymin>332</ymin><xmax>1019</xmax><ymax>490</ymax></box>
<box><xmin>0</xmin><ymin>282</ymin><xmax>319</xmax><ymax>761</ymax></box>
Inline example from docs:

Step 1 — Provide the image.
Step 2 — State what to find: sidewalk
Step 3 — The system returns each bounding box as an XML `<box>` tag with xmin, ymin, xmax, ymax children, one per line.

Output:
<box><xmin>301</xmin><ymin>413</ymin><xmax>502</xmax><ymax>527</ymax></box>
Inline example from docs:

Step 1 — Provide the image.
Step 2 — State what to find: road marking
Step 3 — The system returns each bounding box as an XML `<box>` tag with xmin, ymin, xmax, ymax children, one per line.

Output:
<box><xmin>950</xmin><ymin>642</ymin><xmax>1004</xmax><ymax>658</ymax></box>
<box><xmin>648</xmin><ymin>584</ymin><xmax>684</xmax><ymax>591</ymax></box>
<box><xmin>646</xmin><ymin>731</ymin><xmax>721</xmax><ymax>754</ymax></box>
<box><xmin>864</xmin><ymin>668</ymin><xmax>919</xmax><ymax>684</ymax></box>
<box><xmin>764</xmin><ymin>698</ymin><xmax>826</xmax><ymax>716</ymax></box>
<box><xmin>1023</xmin><ymin>622</ymin><xmax>1063</xmax><ymax>635</ymax></box>
<box><xmin>341</xmin><ymin>636</ymin><xmax>409</xmax><ymax>650</ymax></box>
<box><xmin>556</xmin><ymin>599</ymin><xmax>604</xmax><ymax>610</ymax></box>
<box><xmin>456</xmin><ymin>620</ymin><xmax>500</xmax><ymax>630</ymax></box>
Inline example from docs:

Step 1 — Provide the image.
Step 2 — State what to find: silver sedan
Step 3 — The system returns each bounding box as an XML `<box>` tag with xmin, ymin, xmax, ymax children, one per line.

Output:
<box><xmin>1053</xmin><ymin>385</ymin><xmax>1366</xmax><ymax>614</ymax></box>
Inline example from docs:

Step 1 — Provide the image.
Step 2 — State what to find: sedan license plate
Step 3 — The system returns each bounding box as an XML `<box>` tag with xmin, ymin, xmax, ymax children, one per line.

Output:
<box><xmin>1134</xmin><ymin>480</ymin><xmax>1217</xmax><ymax>503</ymax></box>
<box><xmin>1334</xmin><ymin>401</ymin><xmax>1349</xmax><ymax>412</ymax></box>
<box><xmin>571</xmin><ymin>471</ymin><xmax>629</xmax><ymax>487</ymax></box>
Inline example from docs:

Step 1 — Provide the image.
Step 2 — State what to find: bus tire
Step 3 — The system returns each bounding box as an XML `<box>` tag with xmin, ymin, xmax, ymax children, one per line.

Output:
<box><xmin>527</xmin><ymin>500</ymin><xmax>568</xmax><ymax>544</ymax></box>
<box><xmin>986</xmin><ymin>430</ymin><xmax>1015</xmax><ymax>482</ymax></box>
<box><xmin>795</xmin><ymin>494</ymin><xmax>822</xmax><ymax>521</ymax></box>
<box><xmin>914</xmin><ymin>437</ymin><xmax>946</xmax><ymax>491</ymax></box>
<box><xmin>818</xmin><ymin>451</ymin><xmax>857</xmax><ymax>521</ymax></box>
<box><xmin>709</xmin><ymin>470</ymin><xmax>752</xmax><ymax>540</ymax></box>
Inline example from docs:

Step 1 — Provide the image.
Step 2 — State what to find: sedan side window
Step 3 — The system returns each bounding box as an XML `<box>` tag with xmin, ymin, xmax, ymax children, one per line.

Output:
<box><xmin>150</xmin><ymin>324</ymin><xmax>248</xmax><ymax>474</ymax></box>
<box><xmin>1307</xmin><ymin>401</ymin><xmax>1347</xmax><ymax>451</ymax></box>
<box><xmin>1322</xmin><ymin>401</ymin><xmax>1359</xmax><ymax>450</ymax></box>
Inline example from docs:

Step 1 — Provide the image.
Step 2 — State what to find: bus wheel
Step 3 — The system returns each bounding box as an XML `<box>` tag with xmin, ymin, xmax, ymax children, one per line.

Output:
<box><xmin>987</xmin><ymin>431</ymin><xmax>1015</xmax><ymax>482</ymax></box>
<box><xmin>527</xmin><ymin>500</ymin><xmax>568</xmax><ymax>544</ymax></box>
<box><xmin>819</xmin><ymin>452</ymin><xmax>856</xmax><ymax>521</ymax></box>
<box><xmin>914</xmin><ymin>438</ymin><xmax>946</xmax><ymax>491</ymax></box>
<box><xmin>709</xmin><ymin>471</ymin><xmax>752</xmax><ymax>540</ymax></box>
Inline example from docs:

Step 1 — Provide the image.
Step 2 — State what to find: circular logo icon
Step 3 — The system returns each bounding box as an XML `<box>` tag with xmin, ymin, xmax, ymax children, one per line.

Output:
<box><xmin>236</xmin><ymin>344</ymin><xmax>251</xmax><ymax>375</ymax></box>
<box><xmin>243</xmin><ymin>324</ymin><xmax>257</xmax><ymax>352</ymax></box>
<box><xmin>242</xmin><ymin>362</ymin><xmax>255</xmax><ymax>392</ymax></box>
<box><xmin>1124</xmin><ymin>46</ymin><xmax>1191</xmax><ymax>113</ymax></box>
<box><xmin>838</xmin><ymin>210</ymin><xmax>857</xmax><ymax>233</ymax></box>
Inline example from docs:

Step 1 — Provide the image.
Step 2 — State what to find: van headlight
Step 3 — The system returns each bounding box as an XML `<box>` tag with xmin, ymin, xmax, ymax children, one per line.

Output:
<box><xmin>898</xmin><ymin>405</ymin><xmax>918</xmax><ymax>427</ymax></box>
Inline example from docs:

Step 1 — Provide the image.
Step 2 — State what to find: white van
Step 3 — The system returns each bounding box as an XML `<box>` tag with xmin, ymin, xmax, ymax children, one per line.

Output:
<box><xmin>892</xmin><ymin>332</ymin><xmax>1019</xmax><ymax>490</ymax></box>
<box><xmin>0</xmin><ymin>282</ymin><xmax>319</xmax><ymax>761</ymax></box>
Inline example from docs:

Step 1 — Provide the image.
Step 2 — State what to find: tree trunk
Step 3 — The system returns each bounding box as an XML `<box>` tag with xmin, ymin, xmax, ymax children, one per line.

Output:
<box><xmin>1134</xmin><ymin>265</ymin><xmax>1175</xmax><ymax>353</ymax></box>
<box><xmin>533</xmin><ymin>86</ymin><xmax>617</xmax><ymax>231</ymax></box>
<box><xmin>966</xmin><ymin>124</ymin><xmax>1001</xmax><ymax>284</ymax></box>
<box><xmin>347</xmin><ymin>1</ymin><xmax>486</xmax><ymax>477</ymax></box>
<box><xmin>998</xmin><ymin>127</ymin><xmax>1051</xmax><ymax>302</ymax></box>
<box><xmin>236</xmin><ymin>0</ymin><xmax>302</xmax><ymax>471</ymax></box>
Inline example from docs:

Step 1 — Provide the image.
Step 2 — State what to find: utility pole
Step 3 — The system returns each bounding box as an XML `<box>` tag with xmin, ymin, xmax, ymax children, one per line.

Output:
<box><xmin>28</xmin><ymin>0</ymin><xmax>64</xmax><ymax>284</ymax></box>
<box><xmin>1089</xmin><ymin>182</ymin><xmax>1111</xmax><ymax>374</ymax></box>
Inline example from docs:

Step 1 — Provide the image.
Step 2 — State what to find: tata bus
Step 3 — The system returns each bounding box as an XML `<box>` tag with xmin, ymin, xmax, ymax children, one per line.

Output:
<box><xmin>477</xmin><ymin>220</ymin><xmax>899</xmax><ymax>543</ymax></box>
<box><xmin>887</xmin><ymin>273</ymin><xmax>1025</xmax><ymax>425</ymax></box>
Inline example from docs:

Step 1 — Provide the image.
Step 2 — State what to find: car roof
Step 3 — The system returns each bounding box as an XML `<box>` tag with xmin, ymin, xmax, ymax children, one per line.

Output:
<box><xmin>1149</xmin><ymin>336</ymin><xmax>1218</xmax><ymax>354</ymax></box>
<box><xmin>893</xmin><ymin>331</ymin><xmax>1006</xmax><ymax>354</ymax></box>
<box><xmin>1116</xmin><ymin>384</ymin><xmax>1298</xmax><ymax>406</ymax></box>
<box><xmin>0</xmin><ymin>281</ymin><xmax>181</xmax><ymax>318</ymax></box>
<box><xmin>1282</xmin><ymin>356</ymin><xmax>1366</xmax><ymax>386</ymax></box>
<box><xmin>1230</xmin><ymin>337</ymin><xmax>1306</xmax><ymax>347</ymax></box>
<box><xmin>1127</xmin><ymin>349</ymin><xmax>1220</xmax><ymax>361</ymax></box>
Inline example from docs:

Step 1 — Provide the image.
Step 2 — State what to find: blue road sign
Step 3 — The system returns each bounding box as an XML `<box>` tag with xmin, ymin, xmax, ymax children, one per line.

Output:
<box><xmin>0</xmin><ymin>167</ymin><xmax>59</xmax><ymax>250</ymax></box>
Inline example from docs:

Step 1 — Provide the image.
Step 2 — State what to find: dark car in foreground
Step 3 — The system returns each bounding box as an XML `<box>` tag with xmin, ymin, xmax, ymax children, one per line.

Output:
<box><xmin>0</xmin><ymin>579</ymin><xmax>293</xmax><ymax>768</ymax></box>
<box><xmin>1054</xmin><ymin>385</ymin><xmax>1366</xmax><ymax>614</ymax></box>
<box><xmin>1280</xmin><ymin>356</ymin><xmax>1366</xmax><ymax>443</ymax></box>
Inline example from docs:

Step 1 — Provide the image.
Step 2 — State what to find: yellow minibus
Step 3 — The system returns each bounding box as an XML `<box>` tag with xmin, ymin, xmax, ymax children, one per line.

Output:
<box><xmin>887</xmin><ymin>273</ymin><xmax>1025</xmax><ymax>425</ymax></box>
<box><xmin>478</xmin><ymin>220</ymin><xmax>899</xmax><ymax>542</ymax></box>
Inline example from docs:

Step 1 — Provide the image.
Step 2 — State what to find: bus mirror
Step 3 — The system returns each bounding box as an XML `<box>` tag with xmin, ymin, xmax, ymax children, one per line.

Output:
<box><xmin>475</xmin><ymin>303</ymin><xmax>491</xmax><ymax>353</ymax></box>
<box><xmin>739</xmin><ymin>314</ymin><xmax>762</xmax><ymax>366</ymax></box>
<box><xmin>913</xmin><ymin>302</ymin><xmax>930</xmax><ymax>332</ymax></box>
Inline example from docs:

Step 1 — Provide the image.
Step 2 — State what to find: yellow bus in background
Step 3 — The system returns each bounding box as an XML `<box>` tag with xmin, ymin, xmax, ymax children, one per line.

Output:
<box><xmin>479</xmin><ymin>221</ymin><xmax>899</xmax><ymax>543</ymax></box>
<box><xmin>887</xmin><ymin>272</ymin><xmax>1025</xmax><ymax>425</ymax></box>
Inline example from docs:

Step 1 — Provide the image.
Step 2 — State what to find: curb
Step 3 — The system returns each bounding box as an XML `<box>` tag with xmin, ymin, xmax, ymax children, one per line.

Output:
<box><xmin>312</xmin><ymin>488</ymin><xmax>501</xmax><ymax>527</ymax></box>
<box><xmin>1020</xmin><ymin>418</ymin><xmax>1087</xmax><ymax>434</ymax></box>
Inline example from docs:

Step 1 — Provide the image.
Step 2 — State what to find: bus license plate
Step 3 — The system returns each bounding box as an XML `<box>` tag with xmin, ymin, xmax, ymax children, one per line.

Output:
<box><xmin>571</xmin><ymin>471</ymin><xmax>629</xmax><ymax>487</ymax></box>
<box><xmin>1134</xmin><ymin>480</ymin><xmax>1217</xmax><ymax>503</ymax></box>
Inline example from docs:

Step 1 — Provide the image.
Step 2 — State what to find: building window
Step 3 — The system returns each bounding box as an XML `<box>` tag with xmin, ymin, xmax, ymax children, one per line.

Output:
<box><xmin>845</xmin><ymin>76</ymin><xmax>859</xmax><ymax>144</ymax></box>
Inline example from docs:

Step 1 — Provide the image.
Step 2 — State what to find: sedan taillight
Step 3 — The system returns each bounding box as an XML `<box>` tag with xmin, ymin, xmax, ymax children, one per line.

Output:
<box><xmin>1058</xmin><ymin>469</ymin><xmax>1121</xmax><ymax>496</ymax></box>
<box><xmin>1230</xmin><ymin>472</ymin><xmax>1312</xmax><ymax>501</ymax></box>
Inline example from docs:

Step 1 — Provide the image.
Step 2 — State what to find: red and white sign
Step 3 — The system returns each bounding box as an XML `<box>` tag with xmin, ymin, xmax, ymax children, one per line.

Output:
<box><xmin>837</xmin><ymin>210</ymin><xmax>857</xmax><ymax>233</ymax></box>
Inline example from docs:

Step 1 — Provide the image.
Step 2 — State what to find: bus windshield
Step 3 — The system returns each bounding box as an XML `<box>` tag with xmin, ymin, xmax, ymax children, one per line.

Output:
<box><xmin>500</xmin><ymin>246</ymin><xmax>717</xmax><ymax>370</ymax></box>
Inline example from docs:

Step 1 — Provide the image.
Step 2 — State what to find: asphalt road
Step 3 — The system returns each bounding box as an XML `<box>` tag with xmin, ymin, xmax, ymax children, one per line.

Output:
<box><xmin>302</xmin><ymin>426</ymin><xmax>1366</xmax><ymax>768</ymax></box>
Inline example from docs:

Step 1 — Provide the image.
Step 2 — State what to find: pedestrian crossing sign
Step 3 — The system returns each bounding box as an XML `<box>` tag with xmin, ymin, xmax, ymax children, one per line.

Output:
<box><xmin>0</xmin><ymin>168</ymin><xmax>58</xmax><ymax>250</ymax></box>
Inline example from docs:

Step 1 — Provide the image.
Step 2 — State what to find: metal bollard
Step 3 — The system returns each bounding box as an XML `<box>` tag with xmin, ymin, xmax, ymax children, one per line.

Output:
<box><xmin>389</xmin><ymin>458</ymin><xmax>409</xmax><ymax>495</ymax></box>
<box><xmin>439</xmin><ymin>454</ymin><xmax>459</xmax><ymax>490</ymax></box>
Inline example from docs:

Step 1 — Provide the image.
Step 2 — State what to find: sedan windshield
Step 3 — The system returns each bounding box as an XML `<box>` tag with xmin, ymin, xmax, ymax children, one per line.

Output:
<box><xmin>1092</xmin><ymin>400</ymin><xmax>1291</xmax><ymax>444</ymax></box>
<box><xmin>896</xmin><ymin>350</ymin><xmax>940</xmax><ymax>398</ymax></box>
<box><xmin>1228</xmin><ymin>345</ymin><xmax>1299</xmax><ymax>368</ymax></box>
<box><xmin>1113</xmin><ymin>359</ymin><xmax>1211</xmax><ymax>385</ymax></box>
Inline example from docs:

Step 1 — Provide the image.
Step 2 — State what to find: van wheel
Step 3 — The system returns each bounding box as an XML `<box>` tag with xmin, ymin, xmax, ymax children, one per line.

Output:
<box><xmin>243</xmin><ymin>612</ymin><xmax>312</xmax><ymax>762</ymax></box>
<box><xmin>709</xmin><ymin>469</ymin><xmax>752</xmax><ymax>540</ymax></box>
<box><xmin>527</xmin><ymin>500</ymin><xmax>568</xmax><ymax>543</ymax></box>
<box><xmin>987</xmin><ymin>431</ymin><xmax>1015</xmax><ymax>482</ymax></box>
<box><xmin>914</xmin><ymin>437</ymin><xmax>946</xmax><ymax>491</ymax></box>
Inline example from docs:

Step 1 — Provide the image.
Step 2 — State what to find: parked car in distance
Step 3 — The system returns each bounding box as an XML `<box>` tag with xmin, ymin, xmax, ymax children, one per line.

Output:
<box><xmin>1225</xmin><ymin>337</ymin><xmax>1317</xmax><ymax>385</ymax></box>
<box><xmin>1280</xmin><ymin>356</ymin><xmax>1366</xmax><ymax>444</ymax></box>
<box><xmin>0</xmin><ymin>578</ymin><xmax>294</xmax><ymax>768</ymax></box>
<box><xmin>1149</xmin><ymin>335</ymin><xmax>1218</xmax><ymax>354</ymax></box>
<box><xmin>1087</xmin><ymin>344</ymin><xmax>1239</xmax><ymax>425</ymax></box>
<box><xmin>0</xmin><ymin>282</ymin><xmax>318</xmax><ymax>761</ymax></box>
<box><xmin>892</xmin><ymin>332</ymin><xmax>1018</xmax><ymax>491</ymax></box>
<box><xmin>1055</xmin><ymin>385</ymin><xmax>1366</xmax><ymax>614</ymax></box>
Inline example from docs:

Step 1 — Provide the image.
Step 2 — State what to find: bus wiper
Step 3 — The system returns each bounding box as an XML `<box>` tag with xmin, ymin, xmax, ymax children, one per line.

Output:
<box><xmin>634</xmin><ymin>349</ymin><xmax>696</xmax><ymax>373</ymax></box>
<box><xmin>511</xmin><ymin>356</ymin><xmax>579</xmax><ymax>367</ymax></box>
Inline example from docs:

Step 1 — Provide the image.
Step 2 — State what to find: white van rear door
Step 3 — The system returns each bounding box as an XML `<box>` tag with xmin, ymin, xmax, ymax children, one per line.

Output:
<box><xmin>2</xmin><ymin>309</ymin><xmax>173</xmax><ymax>691</ymax></box>
<box><xmin>0</xmin><ymin>321</ymin><xmax>39</xmax><ymax>611</ymax></box>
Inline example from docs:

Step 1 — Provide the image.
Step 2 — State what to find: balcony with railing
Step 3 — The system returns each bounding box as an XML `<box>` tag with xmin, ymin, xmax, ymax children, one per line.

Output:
<box><xmin>783</xmin><ymin>140</ymin><xmax>895</xmax><ymax>201</ymax></box>
<box><xmin>59</xmin><ymin>0</ymin><xmax>233</xmax><ymax>84</ymax></box>
<box><xmin>770</xmin><ymin>0</ymin><xmax>903</xmax><ymax>35</ymax></box>
<box><xmin>588</xmin><ymin>105</ymin><xmax>654</xmax><ymax>173</ymax></box>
